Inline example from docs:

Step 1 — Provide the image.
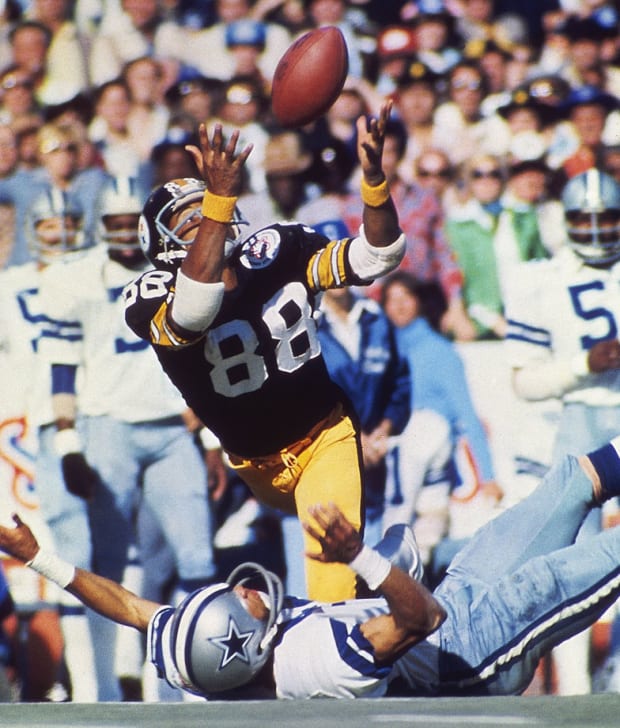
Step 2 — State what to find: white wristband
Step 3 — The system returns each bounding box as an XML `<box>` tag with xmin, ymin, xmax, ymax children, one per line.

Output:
<box><xmin>349</xmin><ymin>544</ymin><xmax>392</xmax><ymax>591</ymax></box>
<box><xmin>53</xmin><ymin>428</ymin><xmax>82</xmax><ymax>457</ymax></box>
<box><xmin>26</xmin><ymin>549</ymin><xmax>76</xmax><ymax>589</ymax></box>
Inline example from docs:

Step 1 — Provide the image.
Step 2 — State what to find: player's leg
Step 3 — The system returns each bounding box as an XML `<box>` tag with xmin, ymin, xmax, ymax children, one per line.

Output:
<box><xmin>36</xmin><ymin>424</ymin><xmax>97</xmax><ymax>702</ymax></box>
<box><xmin>438</xmin><ymin>524</ymin><xmax>620</xmax><ymax>696</ymax></box>
<box><xmin>81</xmin><ymin>415</ymin><xmax>141</xmax><ymax>700</ymax></box>
<box><xmin>139</xmin><ymin>419</ymin><xmax>217</xmax><ymax>595</ymax></box>
<box><xmin>442</xmin><ymin>452</ymin><xmax>595</xmax><ymax>587</ymax></box>
<box><xmin>293</xmin><ymin>412</ymin><xmax>363</xmax><ymax>601</ymax></box>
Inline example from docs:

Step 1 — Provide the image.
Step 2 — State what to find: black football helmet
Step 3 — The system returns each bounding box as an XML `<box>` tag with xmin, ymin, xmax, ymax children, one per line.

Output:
<box><xmin>27</xmin><ymin>187</ymin><xmax>90</xmax><ymax>265</ymax></box>
<box><xmin>563</xmin><ymin>169</ymin><xmax>620</xmax><ymax>267</ymax></box>
<box><xmin>169</xmin><ymin>562</ymin><xmax>283</xmax><ymax>694</ymax></box>
<box><xmin>138</xmin><ymin>177</ymin><xmax>249</xmax><ymax>271</ymax></box>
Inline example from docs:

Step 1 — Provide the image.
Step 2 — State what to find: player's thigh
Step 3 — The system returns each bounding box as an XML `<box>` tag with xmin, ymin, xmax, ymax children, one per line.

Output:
<box><xmin>295</xmin><ymin>416</ymin><xmax>363</xmax><ymax>531</ymax></box>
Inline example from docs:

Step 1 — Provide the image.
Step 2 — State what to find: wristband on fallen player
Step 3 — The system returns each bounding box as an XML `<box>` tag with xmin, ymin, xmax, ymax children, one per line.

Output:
<box><xmin>26</xmin><ymin>549</ymin><xmax>76</xmax><ymax>589</ymax></box>
<box><xmin>201</xmin><ymin>190</ymin><xmax>238</xmax><ymax>223</ymax></box>
<box><xmin>53</xmin><ymin>428</ymin><xmax>82</xmax><ymax>457</ymax></box>
<box><xmin>349</xmin><ymin>544</ymin><xmax>392</xmax><ymax>591</ymax></box>
<box><xmin>360</xmin><ymin>177</ymin><xmax>389</xmax><ymax>207</ymax></box>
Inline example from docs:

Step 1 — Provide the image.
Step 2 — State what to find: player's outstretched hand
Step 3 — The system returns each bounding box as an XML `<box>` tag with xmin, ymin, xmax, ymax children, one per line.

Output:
<box><xmin>185</xmin><ymin>123</ymin><xmax>253</xmax><ymax>197</ymax></box>
<box><xmin>61</xmin><ymin>453</ymin><xmax>98</xmax><ymax>500</ymax></box>
<box><xmin>0</xmin><ymin>514</ymin><xmax>39</xmax><ymax>563</ymax></box>
<box><xmin>356</xmin><ymin>100</ymin><xmax>392</xmax><ymax>185</ymax></box>
<box><xmin>304</xmin><ymin>503</ymin><xmax>363</xmax><ymax>564</ymax></box>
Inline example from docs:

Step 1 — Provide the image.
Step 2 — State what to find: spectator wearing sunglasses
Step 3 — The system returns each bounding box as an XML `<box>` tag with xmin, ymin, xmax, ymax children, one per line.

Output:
<box><xmin>434</xmin><ymin>60</ymin><xmax>507</xmax><ymax>164</ymax></box>
<box><xmin>414</xmin><ymin>148</ymin><xmax>458</xmax><ymax>211</ymax></box>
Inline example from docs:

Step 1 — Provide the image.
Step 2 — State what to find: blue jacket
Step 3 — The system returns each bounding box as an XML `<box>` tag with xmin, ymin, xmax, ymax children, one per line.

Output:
<box><xmin>317</xmin><ymin>296</ymin><xmax>411</xmax><ymax>436</ymax></box>
<box><xmin>395</xmin><ymin>317</ymin><xmax>495</xmax><ymax>482</ymax></box>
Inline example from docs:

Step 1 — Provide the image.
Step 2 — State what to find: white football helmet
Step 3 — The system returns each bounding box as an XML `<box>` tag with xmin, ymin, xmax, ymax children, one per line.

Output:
<box><xmin>27</xmin><ymin>187</ymin><xmax>90</xmax><ymax>265</ymax></box>
<box><xmin>169</xmin><ymin>562</ymin><xmax>283</xmax><ymax>694</ymax></box>
<box><xmin>97</xmin><ymin>176</ymin><xmax>144</xmax><ymax>252</ymax></box>
<box><xmin>563</xmin><ymin>169</ymin><xmax>620</xmax><ymax>267</ymax></box>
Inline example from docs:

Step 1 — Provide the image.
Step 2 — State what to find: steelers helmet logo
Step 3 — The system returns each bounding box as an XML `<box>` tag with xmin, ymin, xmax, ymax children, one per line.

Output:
<box><xmin>138</xmin><ymin>214</ymin><xmax>150</xmax><ymax>254</ymax></box>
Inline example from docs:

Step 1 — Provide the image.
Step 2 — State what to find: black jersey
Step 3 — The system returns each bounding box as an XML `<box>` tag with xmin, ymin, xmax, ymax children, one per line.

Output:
<box><xmin>124</xmin><ymin>223</ymin><xmax>365</xmax><ymax>457</ymax></box>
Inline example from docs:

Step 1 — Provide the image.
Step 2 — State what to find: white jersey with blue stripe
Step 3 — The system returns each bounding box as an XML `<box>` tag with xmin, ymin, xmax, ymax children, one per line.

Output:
<box><xmin>38</xmin><ymin>247</ymin><xmax>188</xmax><ymax>422</ymax></box>
<box><xmin>147</xmin><ymin>594</ymin><xmax>441</xmax><ymax>700</ymax></box>
<box><xmin>0</xmin><ymin>262</ymin><xmax>82</xmax><ymax>426</ymax></box>
<box><xmin>504</xmin><ymin>247</ymin><xmax>620</xmax><ymax>406</ymax></box>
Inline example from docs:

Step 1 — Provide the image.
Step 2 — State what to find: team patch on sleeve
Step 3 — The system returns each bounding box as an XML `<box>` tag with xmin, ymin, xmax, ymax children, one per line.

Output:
<box><xmin>306</xmin><ymin>238</ymin><xmax>350</xmax><ymax>292</ymax></box>
<box><xmin>240</xmin><ymin>229</ymin><xmax>281</xmax><ymax>269</ymax></box>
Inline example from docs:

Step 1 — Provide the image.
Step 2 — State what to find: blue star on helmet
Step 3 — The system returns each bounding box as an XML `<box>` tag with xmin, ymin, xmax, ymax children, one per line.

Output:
<box><xmin>210</xmin><ymin>617</ymin><xmax>254</xmax><ymax>669</ymax></box>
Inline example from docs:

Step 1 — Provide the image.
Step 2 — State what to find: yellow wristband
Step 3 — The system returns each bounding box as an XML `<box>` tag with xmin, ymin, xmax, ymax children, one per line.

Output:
<box><xmin>361</xmin><ymin>177</ymin><xmax>390</xmax><ymax>207</ymax></box>
<box><xmin>201</xmin><ymin>190</ymin><xmax>238</xmax><ymax>224</ymax></box>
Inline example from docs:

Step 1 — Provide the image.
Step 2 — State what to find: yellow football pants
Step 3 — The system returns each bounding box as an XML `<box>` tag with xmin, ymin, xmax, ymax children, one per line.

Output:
<box><xmin>227</xmin><ymin>406</ymin><xmax>364</xmax><ymax>601</ymax></box>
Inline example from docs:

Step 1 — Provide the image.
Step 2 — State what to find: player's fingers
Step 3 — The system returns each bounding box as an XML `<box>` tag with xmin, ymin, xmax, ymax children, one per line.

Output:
<box><xmin>211</xmin><ymin>123</ymin><xmax>224</xmax><ymax>150</ymax></box>
<box><xmin>225</xmin><ymin>128</ymin><xmax>241</xmax><ymax>156</ymax></box>
<box><xmin>302</xmin><ymin>519</ymin><xmax>324</xmax><ymax>543</ymax></box>
<box><xmin>236</xmin><ymin>143</ymin><xmax>254</xmax><ymax>165</ymax></box>
<box><xmin>12</xmin><ymin>513</ymin><xmax>23</xmax><ymax>527</ymax></box>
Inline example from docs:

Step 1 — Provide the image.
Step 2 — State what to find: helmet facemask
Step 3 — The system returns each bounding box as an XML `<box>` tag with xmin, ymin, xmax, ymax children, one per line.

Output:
<box><xmin>563</xmin><ymin>169</ymin><xmax>620</xmax><ymax>267</ymax></box>
<box><xmin>28</xmin><ymin>188</ymin><xmax>89</xmax><ymax>265</ymax></box>
<box><xmin>169</xmin><ymin>562</ymin><xmax>283</xmax><ymax>695</ymax></box>
<box><xmin>144</xmin><ymin>178</ymin><xmax>249</xmax><ymax>269</ymax></box>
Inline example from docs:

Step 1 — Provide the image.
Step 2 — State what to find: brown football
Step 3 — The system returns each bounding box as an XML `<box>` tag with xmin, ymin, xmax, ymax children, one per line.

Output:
<box><xmin>271</xmin><ymin>26</ymin><xmax>349</xmax><ymax>128</ymax></box>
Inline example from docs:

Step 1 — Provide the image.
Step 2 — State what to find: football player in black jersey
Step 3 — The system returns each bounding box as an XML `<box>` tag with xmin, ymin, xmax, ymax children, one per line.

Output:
<box><xmin>124</xmin><ymin>101</ymin><xmax>406</xmax><ymax>601</ymax></box>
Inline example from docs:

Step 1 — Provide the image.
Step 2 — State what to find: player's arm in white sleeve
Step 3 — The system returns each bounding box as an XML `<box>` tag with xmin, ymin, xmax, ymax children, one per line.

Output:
<box><xmin>0</xmin><ymin>514</ymin><xmax>160</xmax><ymax>632</ymax></box>
<box><xmin>304</xmin><ymin>504</ymin><xmax>446</xmax><ymax>663</ymax></box>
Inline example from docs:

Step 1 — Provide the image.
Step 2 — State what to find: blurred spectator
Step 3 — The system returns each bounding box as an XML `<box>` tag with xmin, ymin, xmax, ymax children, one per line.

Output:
<box><xmin>213</xmin><ymin>75</ymin><xmax>270</xmax><ymax>193</ymax></box>
<box><xmin>433</xmin><ymin>59</ymin><xmax>507</xmax><ymax>163</ymax></box>
<box><xmin>493</xmin><ymin>86</ymin><xmax>559</xmax><ymax>158</ymax></box>
<box><xmin>122</xmin><ymin>56</ymin><xmax>170</xmax><ymax>164</ymax></box>
<box><xmin>0</xmin><ymin>67</ymin><xmax>41</xmax><ymax>129</ymax></box>
<box><xmin>7</xmin><ymin>21</ymin><xmax>52</xmax><ymax>103</ymax></box>
<box><xmin>182</xmin><ymin>0</ymin><xmax>291</xmax><ymax>82</ymax></box>
<box><xmin>164</xmin><ymin>75</ymin><xmax>223</xmax><ymax>134</ymax></box>
<box><xmin>138</xmin><ymin>130</ymin><xmax>200</xmax><ymax>191</ymax></box>
<box><xmin>88</xmin><ymin>0</ymin><xmax>187</xmax><ymax>89</ymax></box>
<box><xmin>413</xmin><ymin>147</ymin><xmax>458</xmax><ymax>210</ymax></box>
<box><xmin>0</xmin><ymin>123</ymin><xmax>109</xmax><ymax>267</ymax></box>
<box><xmin>373</xmin><ymin>24</ymin><xmax>417</xmax><ymax>95</ymax></box>
<box><xmin>317</xmin><ymin>285</ymin><xmax>411</xmax><ymax>549</ymax></box>
<box><xmin>556</xmin><ymin>85</ymin><xmax>620</xmax><ymax>180</ymax></box>
<box><xmin>224</xmin><ymin>18</ymin><xmax>271</xmax><ymax>88</ymax></box>
<box><xmin>603</xmin><ymin>144</ymin><xmax>620</xmax><ymax>184</ymax></box>
<box><xmin>444</xmin><ymin>153</ymin><xmax>508</xmax><ymax>339</ymax></box>
<box><xmin>321</xmin><ymin>83</ymin><xmax>371</xmax><ymax>165</ymax></box>
<box><xmin>559</xmin><ymin>16</ymin><xmax>620</xmax><ymax>95</ymax></box>
<box><xmin>240</xmin><ymin>129</ymin><xmax>312</xmax><ymax>232</ymax></box>
<box><xmin>391</xmin><ymin>62</ymin><xmax>443</xmax><ymax>182</ymax></box>
<box><xmin>298</xmin><ymin>135</ymin><xmax>357</xmax><ymax>227</ymax></box>
<box><xmin>0</xmin><ymin>0</ymin><xmax>22</xmax><ymax>72</ymax></box>
<box><xmin>26</xmin><ymin>0</ymin><xmax>90</xmax><ymax>106</ymax></box>
<box><xmin>342</xmin><ymin>118</ymin><xmax>475</xmax><ymax>341</ymax></box>
<box><xmin>413</xmin><ymin>6</ymin><xmax>461</xmax><ymax>75</ymax></box>
<box><xmin>14</xmin><ymin>119</ymin><xmax>43</xmax><ymax>171</ymax></box>
<box><xmin>380</xmin><ymin>271</ymin><xmax>502</xmax><ymax>577</ymax></box>
<box><xmin>88</xmin><ymin>79</ymin><xmax>143</xmax><ymax>178</ymax></box>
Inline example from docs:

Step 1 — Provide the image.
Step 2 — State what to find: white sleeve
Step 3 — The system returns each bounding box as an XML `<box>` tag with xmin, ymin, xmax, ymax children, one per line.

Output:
<box><xmin>512</xmin><ymin>353</ymin><xmax>590</xmax><ymax>401</ymax></box>
<box><xmin>171</xmin><ymin>270</ymin><xmax>225</xmax><ymax>332</ymax></box>
<box><xmin>347</xmin><ymin>225</ymin><xmax>406</xmax><ymax>281</ymax></box>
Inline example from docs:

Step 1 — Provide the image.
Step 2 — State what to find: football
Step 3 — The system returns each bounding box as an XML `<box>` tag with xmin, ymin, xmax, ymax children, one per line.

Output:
<box><xmin>271</xmin><ymin>26</ymin><xmax>349</xmax><ymax>128</ymax></box>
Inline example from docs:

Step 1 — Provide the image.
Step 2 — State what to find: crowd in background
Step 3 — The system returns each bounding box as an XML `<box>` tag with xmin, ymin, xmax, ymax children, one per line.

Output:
<box><xmin>0</xmin><ymin>0</ymin><xmax>618</xmax><ymax>704</ymax></box>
